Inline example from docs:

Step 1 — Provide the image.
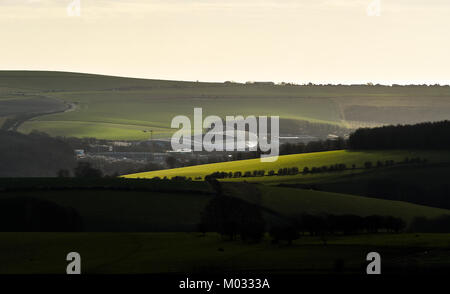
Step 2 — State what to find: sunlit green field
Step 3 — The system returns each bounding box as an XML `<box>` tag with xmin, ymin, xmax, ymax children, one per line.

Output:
<box><xmin>20</xmin><ymin>120</ymin><xmax>171</xmax><ymax>140</ymax></box>
<box><xmin>19</xmin><ymin>95</ymin><xmax>342</xmax><ymax>140</ymax></box>
<box><xmin>2</xmin><ymin>71</ymin><xmax>450</xmax><ymax>139</ymax></box>
<box><xmin>123</xmin><ymin>150</ymin><xmax>450</xmax><ymax>182</ymax></box>
<box><xmin>0</xmin><ymin>232</ymin><xmax>449</xmax><ymax>274</ymax></box>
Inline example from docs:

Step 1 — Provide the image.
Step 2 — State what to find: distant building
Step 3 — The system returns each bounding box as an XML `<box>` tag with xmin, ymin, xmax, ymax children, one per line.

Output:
<box><xmin>167</xmin><ymin>148</ymin><xmax>193</xmax><ymax>153</ymax></box>
<box><xmin>327</xmin><ymin>134</ymin><xmax>340</xmax><ymax>140</ymax></box>
<box><xmin>74</xmin><ymin>149</ymin><xmax>85</xmax><ymax>158</ymax></box>
<box><xmin>245</xmin><ymin>81</ymin><xmax>275</xmax><ymax>86</ymax></box>
<box><xmin>112</xmin><ymin>141</ymin><xmax>132</xmax><ymax>147</ymax></box>
<box><xmin>254</xmin><ymin>82</ymin><xmax>275</xmax><ymax>86</ymax></box>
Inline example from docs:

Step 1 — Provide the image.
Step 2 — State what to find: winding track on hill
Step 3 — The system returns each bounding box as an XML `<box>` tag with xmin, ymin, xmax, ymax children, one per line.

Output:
<box><xmin>3</xmin><ymin>96</ymin><xmax>77</xmax><ymax>131</ymax></box>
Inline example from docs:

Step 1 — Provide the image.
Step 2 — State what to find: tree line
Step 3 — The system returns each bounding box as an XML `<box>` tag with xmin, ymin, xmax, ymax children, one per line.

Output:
<box><xmin>270</xmin><ymin>214</ymin><xmax>407</xmax><ymax>245</ymax></box>
<box><xmin>348</xmin><ymin>120</ymin><xmax>450</xmax><ymax>150</ymax></box>
<box><xmin>202</xmin><ymin>157</ymin><xmax>427</xmax><ymax>180</ymax></box>
<box><xmin>199</xmin><ymin>195</ymin><xmax>411</xmax><ymax>244</ymax></box>
<box><xmin>0</xmin><ymin>130</ymin><xmax>76</xmax><ymax>177</ymax></box>
<box><xmin>280</xmin><ymin>120</ymin><xmax>450</xmax><ymax>153</ymax></box>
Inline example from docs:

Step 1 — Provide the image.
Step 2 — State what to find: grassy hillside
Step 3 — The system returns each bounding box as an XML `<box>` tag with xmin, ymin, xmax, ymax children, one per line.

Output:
<box><xmin>1</xmin><ymin>176</ymin><xmax>449</xmax><ymax>274</ymax></box>
<box><xmin>1</xmin><ymin>178</ymin><xmax>448</xmax><ymax>232</ymax></box>
<box><xmin>1</xmin><ymin>232</ymin><xmax>449</xmax><ymax>274</ymax></box>
<box><xmin>0</xmin><ymin>189</ymin><xmax>212</xmax><ymax>232</ymax></box>
<box><xmin>225</xmin><ymin>183</ymin><xmax>450</xmax><ymax>224</ymax></box>
<box><xmin>1</xmin><ymin>71</ymin><xmax>450</xmax><ymax>139</ymax></box>
<box><xmin>282</xmin><ymin>163</ymin><xmax>450</xmax><ymax>210</ymax></box>
<box><xmin>123</xmin><ymin>150</ymin><xmax>450</xmax><ymax>182</ymax></box>
<box><xmin>314</xmin><ymin>164</ymin><xmax>450</xmax><ymax>195</ymax></box>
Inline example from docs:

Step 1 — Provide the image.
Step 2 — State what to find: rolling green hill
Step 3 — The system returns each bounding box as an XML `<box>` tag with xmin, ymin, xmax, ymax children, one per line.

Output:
<box><xmin>1</xmin><ymin>178</ymin><xmax>448</xmax><ymax>232</ymax></box>
<box><xmin>1</xmin><ymin>177</ymin><xmax>449</xmax><ymax>274</ymax></box>
<box><xmin>0</xmin><ymin>190</ymin><xmax>210</xmax><ymax>232</ymax></box>
<box><xmin>224</xmin><ymin>183</ymin><xmax>450</xmax><ymax>224</ymax></box>
<box><xmin>123</xmin><ymin>150</ymin><xmax>450</xmax><ymax>182</ymax></box>
<box><xmin>1</xmin><ymin>71</ymin><xmax>450</xmax><ymax>139</ymax></box>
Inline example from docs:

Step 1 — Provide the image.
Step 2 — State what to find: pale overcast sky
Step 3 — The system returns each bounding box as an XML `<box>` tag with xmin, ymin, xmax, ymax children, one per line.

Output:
<box><xmin>1</xmin><ymin>0</ymin><xmax>449</xmax><ymax>84</ymax></box>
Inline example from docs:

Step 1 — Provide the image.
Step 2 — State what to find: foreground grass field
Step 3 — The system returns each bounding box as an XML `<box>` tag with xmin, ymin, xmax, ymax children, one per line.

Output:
<box><xmin>2</xmin><ymin>71</ymin><xmax>450</xmax><ymax>139</ymax></box>
<box><xmin>123</xmin><ymin>150</ymin><xmax>450</xmax><ymax>183</ymax></box>
<box><xmin>1</xmin><ymin>178</ymin><xmax>449</xmax><ymax>231</ymax></box>
<box><xmin>0</xmin><ymin>232</ymin><xmax>449</xmax><ymax>274</ymax></box>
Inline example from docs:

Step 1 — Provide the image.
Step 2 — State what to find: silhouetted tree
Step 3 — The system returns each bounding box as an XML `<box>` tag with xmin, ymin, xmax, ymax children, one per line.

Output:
<box><xmin>200</xmin><ymin>196</ymin><xmax>265</xmax><ymax>242</ymax></box>
<box><xmin>384</xmin><ymin>216</ymin><xmax>406</xmax><ymax>233</ymax></box>
<box><xmin>74</xmin><ymin>162</ymin><xmax>103</xmax><ymax>178</ymax></box>
<box><xmin>57</xmin><ymin>169</ymin><xmax>71</xmax><ymax>178</ymax></box>
<box><xmin>364</xmin><ymin>215</ymin><xmax>384</xmax><ymax>233</ymax></box>
<box><xmin>165</xmin><ymin>156</ymin><xmax>178</xmax><ymax>168</ymax></box>
<box><xmin>269</xmin><ymin>225</ymin><xmax>299</xmax><ymax>245</ymax></box>
<box><xmin>364</xmin><ymin>161</ymin><xmax>373</xmax><ymax>169</ymax></box>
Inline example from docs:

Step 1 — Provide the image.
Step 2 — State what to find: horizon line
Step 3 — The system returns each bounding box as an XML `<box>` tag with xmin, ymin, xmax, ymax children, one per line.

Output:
<box><xmin>1</xmin><ymin>69</ymin><xmax>449</xmax><ymax>87</ymax></box>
